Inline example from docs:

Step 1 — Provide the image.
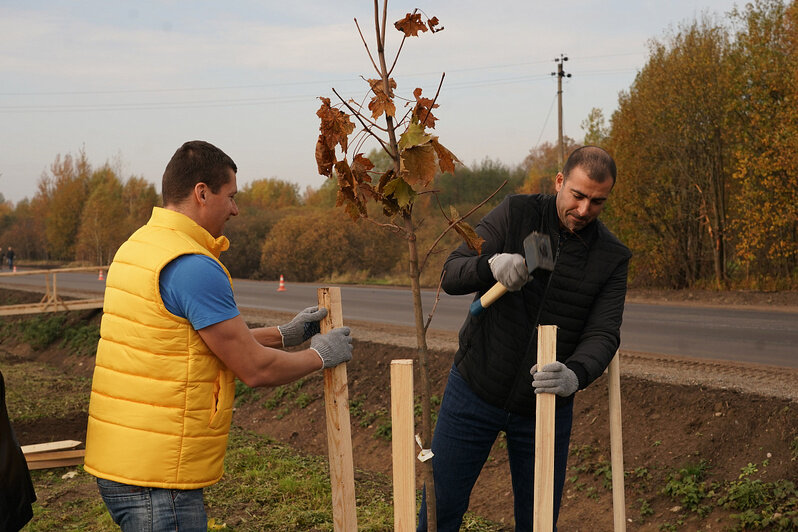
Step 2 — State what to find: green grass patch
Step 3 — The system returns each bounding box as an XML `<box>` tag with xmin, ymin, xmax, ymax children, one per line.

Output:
<box><xmin>3</xmin><ymin>359</ymin><xmax>91</xmax><ymax>422</ymax></box>
<box><xmin>61</xmin><ymin>322</ymin><xmax>100</xmax><ymax>357</ymax></box>
<box><xmin>22</xmin><ymin>314</ymin><xmax>67</xmax><ymax>350</ymax></box>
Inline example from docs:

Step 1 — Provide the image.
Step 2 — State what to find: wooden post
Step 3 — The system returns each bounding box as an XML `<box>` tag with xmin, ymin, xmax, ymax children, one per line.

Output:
<box><xmin>608</xmin><ymin>351</ymin><xmax>627</xmax><ymax>531</ymax></box>
<box><xmin>534</xmin><ymin>325</ymin><xmax>558</xmax><ymax>531</ymax></box>
<box><xmin>318</xmin><ymin>287</ymin><xmax>358</xmax><ymax>531</ymax></box>
<box><xmin>390</xmin><ymin>359</ymin><xmax>416</xmax><ymax>531</ymax></box>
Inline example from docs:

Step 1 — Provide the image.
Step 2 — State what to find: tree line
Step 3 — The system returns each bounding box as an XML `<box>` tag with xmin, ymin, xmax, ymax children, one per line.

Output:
<box><xmin>0</xmin><ymin>0</ymin><xmax>794</xmax><ymax>290</ymax></box>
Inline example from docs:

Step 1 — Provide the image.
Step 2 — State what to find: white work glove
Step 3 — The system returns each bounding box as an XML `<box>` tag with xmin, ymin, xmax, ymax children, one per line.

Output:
<box><xmin>310</xmin><ymin>327</ymin><xmax>353</xmax><ymax>368</ymax></box>
<box><xmin>530</xmin><ymin>361</ymin><xmax>579</xmax><ymax>397</ymax></box>
<box><xmin>489</xmin><ymin>253</ymin><xmax>528</xmax><ymax>291</ymax></box>
<box><xmin>278</xmin><ymin>306</ymin><xmax>327</xmax><ymax>347</ymax></box>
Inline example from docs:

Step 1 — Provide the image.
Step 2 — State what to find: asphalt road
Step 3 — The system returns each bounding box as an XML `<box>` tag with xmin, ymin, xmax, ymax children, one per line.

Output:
<box><xmin>1</xmin><ymin>268</ymin><xmax>795</xmax><ymax>368</ymax></box>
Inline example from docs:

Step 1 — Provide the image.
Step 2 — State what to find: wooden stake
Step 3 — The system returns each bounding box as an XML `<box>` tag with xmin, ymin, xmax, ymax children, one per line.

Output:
<box><xmin>25</xmin><ymin>449</ymin><xmax>85</xmax><ymax>470</ymax></box>
<box><xmin>390</xmin><ymin>359</ymin><xmax>415</xmax><ymax>531</ymax></box>
<box><xmin>21</xmin><ymin>439</ymin><xmax>82</xmax><ymax>455</ymax></box>
<box><xmin>608</xmin><ymin>351</ymin><xmax>627</xmax><ymax>531</ymax></box>
<box><xmin>318</xmin><ymin>287</ymin><xmax>358</xmax><ymax>531</ymax></box>
<box><xmin>534</xmin><ymin>325</ymin><xmax>558</xmax><ymax>531</ymax></box>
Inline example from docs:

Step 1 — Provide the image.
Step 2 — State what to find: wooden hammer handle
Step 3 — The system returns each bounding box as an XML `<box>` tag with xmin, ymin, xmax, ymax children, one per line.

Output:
<box><xmin>469</xmin><ymin>281</ymin><xmax>509</xmax><ymax>315</ymax></box>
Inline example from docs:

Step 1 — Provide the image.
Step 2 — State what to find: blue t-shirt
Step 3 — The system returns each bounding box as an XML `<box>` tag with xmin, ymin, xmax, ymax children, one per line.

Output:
<box><xmin>159</xmin><ymin>254</ymin><xmax>240</xmax><ymax>330</ymax></box>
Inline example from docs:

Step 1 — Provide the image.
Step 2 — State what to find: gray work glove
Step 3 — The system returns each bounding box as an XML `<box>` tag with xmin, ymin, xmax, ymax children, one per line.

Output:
<box><xmin>310</xmin><ymin>327</ymin><xmax>353</xmax><ymax>368</ymax></box>
<box><xmin>530</xmin><ymin>361</ymin><xmax>579</xmax><ymax>397</ymax></box>
<box><xmin>278</xmin><ymin>306</ymin><xmax>327</xmax><ymax>347</ymax></box>
<box><xmin>489</xmin><ymin>253</ymin><xmax>528</xmax><ymax>291</ymax></box>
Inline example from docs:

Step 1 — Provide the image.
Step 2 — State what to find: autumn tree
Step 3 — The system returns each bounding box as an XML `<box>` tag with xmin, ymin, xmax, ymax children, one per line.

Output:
<box><xmin>258</xmin><ymin>209</ymin><xmax>403</xmax><ymax>282</ymax></box>
<box><xmin>580</xmin><ymin>107</ymin><xmax>610</xmax><ymax>146</ymax></box>
<box><xmin>44</xmin><ymin>150</ymin><xmax>92</xmax><ymax>261</ymax></box>
<box><xmin>0</xmin><ymin>200</ymin><xmax>43</xmax><ymax>261</ymax></box>
<box><xmin>236</xmin><ymin>178</ymin><xmax>301</xmax><ymax>213</ymax></box>
<box><xmin>315</xmin><ymin>4</ymin><xmax>493</xmax><ymax>526</ymax></box>
<box><xmin>726</xmin><ymin>0</ymin><xmax>798</xmax><ymax>284</ymax></box>
<box><xmin>607</xmin><ymin>18</ymin><xmax>734</xmax><ymax>288</ymax></box>
<box><xmin>518</xmin><ymin>137</ymin><xmax>579</xmax><ymax>195</ymax></box>
<box><xmin>122</xmin><ymin>177</ymin><xmax>159</xmax><ymax>230</ymax></box>
<box><xmin>434</xmin><ymin>157</ymin><xmax>524</xmax><ymax>207</ymax></box>
<box><xmin>76</xmin><ymin>165</ymin><xmax>127</xmax><ymax>265</ymax></box>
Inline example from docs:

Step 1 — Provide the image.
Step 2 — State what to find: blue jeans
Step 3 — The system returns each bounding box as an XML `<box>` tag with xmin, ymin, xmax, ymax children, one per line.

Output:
<box><xmin>417</xmin><ymin>365</ymin><xmax>574</xmax><ymax>531</ymax></box>
<box><xmin>97</xmin><ymin>478</ymin><xmax>207</xmax><ymax>532</ymax></box>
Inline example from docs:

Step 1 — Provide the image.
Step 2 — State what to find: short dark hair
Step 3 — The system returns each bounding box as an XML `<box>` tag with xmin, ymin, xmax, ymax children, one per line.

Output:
<box><xmin>562</xmin><ymin>145</ymin><xmax>617</xmax><ymax>186</ymax></box>
<box><xmin>161</xmin><ymin>140</ymin><xmax>237</xmax><ymax>205</ymax></box>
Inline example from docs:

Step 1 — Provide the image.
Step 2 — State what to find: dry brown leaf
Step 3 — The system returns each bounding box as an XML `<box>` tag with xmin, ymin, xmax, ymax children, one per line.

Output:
<box><xmin>351</xmin><ymin>153</ymin><xmax>375</xmax><ymax>184</ymax></box>
<box><xmin>367</xmin><ymin>78</ymin><xmax>397</xmax><ymax>119</ymax></box>
<box><xmin>431</xmin><ymin>138</ymin><xmax>458</xmax><ymax>174</ymax></box>
<box><xmin>400</xmin><ymin>144</ymin><xmax>437</xmax><ymax>187</ymax></box>
<box><xmin>315</xmin><ymin>135</ymin><xmax>335</xmax><ymax>177</ymax></box>
<box><xmin>395</xmin><ymin>13</ymin><xmax>428</xmax><ymax>37</ymax></box>
<box><xmin>412</xmin><ymin>87</ymin><xmax>438</xmax><ymax>129</ymax></box>
<box><xmin>316</xmin><ymin>97</ymin><xmax>355</xmax><ymax>154</ymax></box>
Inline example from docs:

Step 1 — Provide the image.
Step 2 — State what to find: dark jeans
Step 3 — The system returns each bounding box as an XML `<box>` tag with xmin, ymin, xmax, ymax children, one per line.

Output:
<box><xmin>97</xmin><ymin>478</ymin><xmax>207</xmax><ymax>532</ymax></box>
<box><xmin>417</xmin><ymin>365</ymin><xmax>574</xmax><ymax>531</ymax></box>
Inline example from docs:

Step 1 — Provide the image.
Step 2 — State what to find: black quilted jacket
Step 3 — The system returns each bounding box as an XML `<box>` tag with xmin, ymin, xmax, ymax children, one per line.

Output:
<box><xmin>443</xmin><ymin>194</ymin><xmax>631</xmax><ymax>415</ymax></box>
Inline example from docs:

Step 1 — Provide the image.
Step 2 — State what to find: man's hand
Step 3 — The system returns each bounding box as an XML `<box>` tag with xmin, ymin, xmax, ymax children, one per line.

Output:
<box><xmin>278</xmin><ymin>306</ymin><xmax>327</xmax><ymax>347</ymax></box>
<box><xmin>310</xmin><ymin>327</ymin><xmax>353</xmax><ymax>368</ymax></box>
<box><xmin>489</xmin><ymin>253</ymin><xmax>528</xmax><ymax>291</ymax></box>
<box><xmin>531</xmin><ymin>361</ymin><xmax>578</xmax><ymax>397</ymax></box>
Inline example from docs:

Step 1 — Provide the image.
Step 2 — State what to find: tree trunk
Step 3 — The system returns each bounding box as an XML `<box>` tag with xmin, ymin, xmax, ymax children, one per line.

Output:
<box><xmin>403</xmin><ymin>212</ymin><xmax>437</xmax><ymax>531</ymax></box>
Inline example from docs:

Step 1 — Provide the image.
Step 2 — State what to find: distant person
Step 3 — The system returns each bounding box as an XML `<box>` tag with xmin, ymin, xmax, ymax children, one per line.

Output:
<box><xmin>418</xmin><ymin>146</ymin><xmax>631</xmax><ymax>531</ymax></box>
<box><xmin>84</xmin><ymin>140</ymin><xmax>354</xmax><ymax>531</ymax></box>
<box><xmin>0</xmin><ymin>248</ymin><xmax>4</xmax><ymax>270</ymax></box>
<box><xmin>0</xmin><ymin>370</ymin><xmax>37</xmax><ymax>531</ymax></box>
<box><xmin>5</xmin><ymin>247</ymin><xmax>13</xmax><ymax>270</ymax></box>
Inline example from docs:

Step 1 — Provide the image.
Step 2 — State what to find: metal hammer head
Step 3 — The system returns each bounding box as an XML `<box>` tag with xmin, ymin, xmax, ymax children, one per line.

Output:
<box><xmin>522</xmin><ymin>231</ymin><xmax>555</xmax><ymax>276</ymax></box>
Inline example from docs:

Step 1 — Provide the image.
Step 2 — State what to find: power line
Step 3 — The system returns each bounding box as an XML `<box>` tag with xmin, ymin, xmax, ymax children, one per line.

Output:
<box><xmin>0</xmin><ymin>53</ymin><xmax>642</xmax><ymax>98</ymax></box>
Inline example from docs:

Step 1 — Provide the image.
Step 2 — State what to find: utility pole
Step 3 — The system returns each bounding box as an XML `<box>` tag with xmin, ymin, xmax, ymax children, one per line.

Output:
<box><xmin>551</xmin><ymin>54</ymin><xmax>571</xmax><ymax>169</ymax></box>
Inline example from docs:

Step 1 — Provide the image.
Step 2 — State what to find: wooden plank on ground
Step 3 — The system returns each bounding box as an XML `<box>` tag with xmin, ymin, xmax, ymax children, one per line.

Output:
<box><xmin>26</xmin><ymin>449</ymin><xmax>85</xmax><ymax>462</ymax></box>
<box><xmin>318</xmin><ymin>287</ymin><xmax>357</xmax><ymax>532</ymax></box>
<box><xmin>21</xmin><ymin>439</ymin><xmax>82</xmax><ymax>454</ymax></box>
<box><xmin>25</xmin><ymin>449</ymin><xmax>85</xmax><ymax>470</ymax></box>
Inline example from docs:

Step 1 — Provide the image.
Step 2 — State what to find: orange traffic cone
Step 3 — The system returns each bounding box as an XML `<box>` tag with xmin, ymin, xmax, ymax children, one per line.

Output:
<box><xmin>98</xmin><ymin>269</ymin><xmax>104</xmax><ymax>281</ymax></box>
<box><xmin>277</xmin><ymin>274</ymin><xmax>286</xmax><ymax>292</ymax></box>
<box><xmin>12</xmin><ymin>265</ymin><xmax>16</xmax><ymax>273</ymax></box>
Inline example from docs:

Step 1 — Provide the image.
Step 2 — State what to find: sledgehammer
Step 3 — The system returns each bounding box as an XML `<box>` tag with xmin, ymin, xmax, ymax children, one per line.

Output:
<box><xmin>469</xmin><ymin>231</ymin><xmax>555</xmax><ymax>316</ymax></box>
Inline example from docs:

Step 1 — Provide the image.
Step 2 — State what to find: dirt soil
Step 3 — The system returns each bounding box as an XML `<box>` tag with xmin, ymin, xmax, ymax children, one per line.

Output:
<box><xmin>5</xmin><ymin>287</ymin><xmax>798</xmax><ymax>531</ymax></box>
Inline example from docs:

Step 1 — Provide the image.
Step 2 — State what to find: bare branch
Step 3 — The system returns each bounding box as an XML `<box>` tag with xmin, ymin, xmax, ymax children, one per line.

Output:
<box><xmin>419</xmin><ymin>180</ymin><xmax>507</xmax><ymax>272</ymax></box>
<box><xmin>389</xmin><ymin>7</ymin><xmax>419</xmax><ymax>75</ymax></box>
<box><xmin>388</xmin><ymin>34</ymin><xmax>409</xmax><ymax>76</ymax></box>
<box><xmin>332</xmin><ymin>88</ymin><xmax>392</xmax><ymax>153</ymax></box>
<box><xmin>355</xmin><ymin>18</ymin><xmax>381</xmax><ymax>76</ymax></box>
<box><xmin>422</xmin><ymin>72</ymin><xmax>445</xmax><ymax>127</ymax></box>
<box><xmin>374</xmin><ymin>1</ymin><xmax>384</xmax><ymax>61</ymax></box>
<box><xmin>362</xmin><ymin>215</ymin><xmax>409</xmax><ymax>237</ymax></box>
<box><xmin>423</xmin><ymin>269</ymin><xmax>445</xmax><ymax>332</ymax></box>
<box><xmin>380</xmin><ymin>0</ymin><xmax>388</xmax><ymax>50</ymax></box>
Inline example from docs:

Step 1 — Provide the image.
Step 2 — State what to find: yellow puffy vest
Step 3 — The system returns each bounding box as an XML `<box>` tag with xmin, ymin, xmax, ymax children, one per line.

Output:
<box><xmin>84</xmin><ymin>207</ymin><xmax>236</xmax><ymax>489</ymax></box>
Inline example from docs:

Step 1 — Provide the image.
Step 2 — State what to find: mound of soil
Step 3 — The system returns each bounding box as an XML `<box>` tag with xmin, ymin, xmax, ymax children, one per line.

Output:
<box><xmin>4</xmin><ymin>288</ymin><xmax>797</xmax><ymax>531</ymax></box>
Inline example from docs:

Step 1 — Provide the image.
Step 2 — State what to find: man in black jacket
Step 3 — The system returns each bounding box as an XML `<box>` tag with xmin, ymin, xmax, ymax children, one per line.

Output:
<box><xmin>417</xmin><ymin>146</ymin><xmax>631</xmax><ymax>531</ymax></box>
<box><xmin>1</xmin><ymin>370</ymin><xmax>37</xmax><ymax>531</ymax></box>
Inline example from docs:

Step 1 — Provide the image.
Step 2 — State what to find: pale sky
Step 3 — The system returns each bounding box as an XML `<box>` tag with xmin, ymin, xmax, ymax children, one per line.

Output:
<box><xmin>0</xmin><ymin>0</ymin><xmax>740</xmax><ymax>204</ymax></box>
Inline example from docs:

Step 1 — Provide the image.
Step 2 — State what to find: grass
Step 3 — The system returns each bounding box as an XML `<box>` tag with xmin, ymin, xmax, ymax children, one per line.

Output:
<box><xmin>3</xmin><ymin>321</ymin><xmax>504</xmax><ymax>531</ymax></box>
<box><xmin>3</xmin><ymin>357</ymin><xmax>91</xmax><ymax>422</ymax></box>
<box><xmin>567</xmin><ymin>443</ymin><xmax>798</xmax><ymax>531</ymax></box>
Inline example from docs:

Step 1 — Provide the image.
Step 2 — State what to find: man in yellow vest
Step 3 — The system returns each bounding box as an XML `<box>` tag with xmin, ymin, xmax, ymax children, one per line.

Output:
<box><xmin>84</xmin><ymin>140</ymin><xmax>353</xmax><ymax>531</ymax></box>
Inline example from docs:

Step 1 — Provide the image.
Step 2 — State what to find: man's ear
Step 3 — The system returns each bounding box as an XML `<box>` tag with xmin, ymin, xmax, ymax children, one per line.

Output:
<box><xmin>554</xmin><ymin>172</ymin><xmax>565</xmax><ymax>192</ymax></box>
<box><xmin>194</xmin><ymin>183</ymin><xmax>208</xmax><ymax>205</ymax></box>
